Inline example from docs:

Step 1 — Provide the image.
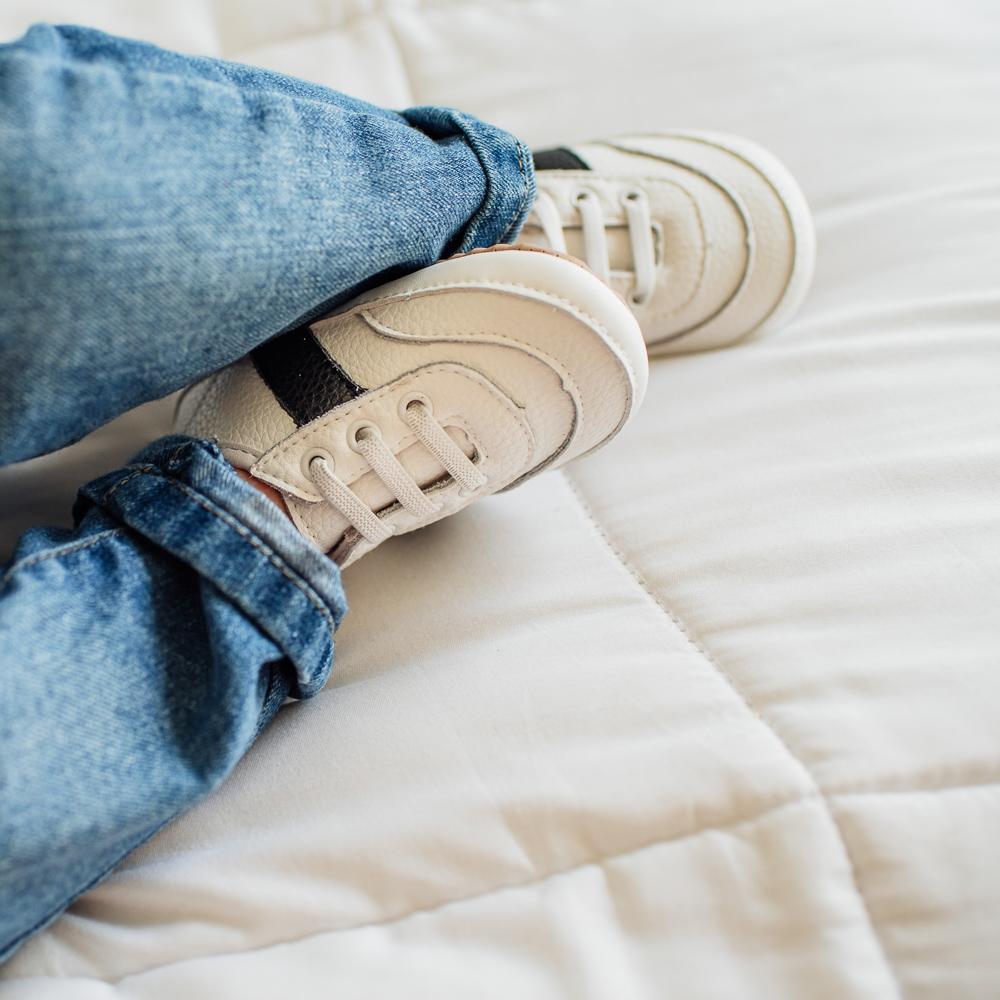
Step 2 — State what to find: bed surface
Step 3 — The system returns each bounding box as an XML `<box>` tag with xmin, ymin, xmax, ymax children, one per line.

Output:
<box><xmin>1</xmin><ymin>1</ymin><xmax>999</xmax><ymax>996</ymax></box>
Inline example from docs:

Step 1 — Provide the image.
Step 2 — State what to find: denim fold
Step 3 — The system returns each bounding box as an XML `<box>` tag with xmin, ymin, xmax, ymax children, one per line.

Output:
<box><xmin>76</xmin><ymin>436</ymin><xmax>348</xmax><ymax>697</ymax></box>
<box><xmin>1</xmin><ymin>437</ymin><xmax>348</xmax><ymax>959</ymax></box>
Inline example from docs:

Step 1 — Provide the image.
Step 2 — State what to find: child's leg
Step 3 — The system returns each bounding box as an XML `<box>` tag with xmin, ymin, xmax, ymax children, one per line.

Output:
<box><xmin>0</xmin><ymin>24</ymin><xmax>534</xmax><ymax>464</ymax></box>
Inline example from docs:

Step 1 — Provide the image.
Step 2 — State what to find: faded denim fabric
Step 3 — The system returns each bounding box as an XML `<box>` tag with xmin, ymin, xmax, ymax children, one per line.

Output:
<box><xmin>0</xmin><ymin>23</ymin><xmax>535</xmax><ymax>464</ymax></box>
<box><xmin>0</xmin><ymin>24</ymin><xmax>535</xmax><ymax>961</ymax></box>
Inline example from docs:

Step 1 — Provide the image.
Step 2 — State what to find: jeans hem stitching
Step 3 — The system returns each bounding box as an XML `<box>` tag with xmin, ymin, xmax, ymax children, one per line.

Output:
<box><xmin>0</xmin><ymin>528</ymin><xmax>123</xmax><ymax>590</ymax></box>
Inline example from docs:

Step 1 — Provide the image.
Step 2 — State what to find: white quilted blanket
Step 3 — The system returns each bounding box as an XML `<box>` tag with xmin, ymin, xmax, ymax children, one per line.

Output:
<box><xmin>1</xmin><ymin>1</ymin><xmax>998</xmax><ymax>997</ymax></box>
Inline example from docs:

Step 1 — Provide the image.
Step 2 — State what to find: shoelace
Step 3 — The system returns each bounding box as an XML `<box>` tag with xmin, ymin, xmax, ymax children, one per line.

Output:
<box><xmin>307</xmin><ymin>399</ymin><xmax>487</xmax><ymax>545</ymax></box>
<box><xmin>529</xmin><ymin>187</ymin><xmax>657</xmax><ymax>305</ymax></box>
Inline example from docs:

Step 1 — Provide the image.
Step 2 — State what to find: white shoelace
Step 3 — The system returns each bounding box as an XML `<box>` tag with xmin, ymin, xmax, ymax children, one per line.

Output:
<box><xmin>307</xmin><ymin>399</ymin><xmax>487</xmax><ymax>545</ymax></box>
<box><xmin>529</xmin><ymin>187</ymin><xmax>657</xmax><ymax>305</ymax></box>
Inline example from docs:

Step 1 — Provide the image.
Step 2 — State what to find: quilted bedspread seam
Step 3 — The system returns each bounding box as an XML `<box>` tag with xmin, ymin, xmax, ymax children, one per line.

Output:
<box><xmin>5</xmin><ymin>783</ymin><xmax>998</xmax><ymax>987</ymax></box>
<box><xmin>559</xmin><ymin>469</ymin><xmax>905</xmax><ymax>1000</ymax></box>
<box><xmin>15</xmin><ymin>793</ymin><xmax>818</xmax><ymax>988</ymax></box>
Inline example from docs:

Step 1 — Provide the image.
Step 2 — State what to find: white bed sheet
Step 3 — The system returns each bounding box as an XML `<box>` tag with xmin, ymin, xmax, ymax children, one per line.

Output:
<box><xmin>1</xmin><ymin>1</ymin><xmax>998</xmax><ymax>996</ymax></box>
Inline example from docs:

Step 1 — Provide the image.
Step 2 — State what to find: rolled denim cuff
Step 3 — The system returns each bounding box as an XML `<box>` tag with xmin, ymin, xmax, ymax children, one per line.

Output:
<box><xmin>402</xmin><ymin>106</ymin><xmax>536</xmax><ymax>251</ymax></box>
<box><xmin>74</xmin><ymin>435</ymin><xmax>347</xmax><ymax>699</ymax></box>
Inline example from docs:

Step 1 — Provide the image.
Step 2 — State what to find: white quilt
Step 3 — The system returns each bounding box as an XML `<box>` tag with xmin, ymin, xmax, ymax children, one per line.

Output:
<box><xmin>1</xmin><ymin>1</ymin><xmax>998</xmax><ymax>997</ymax></box>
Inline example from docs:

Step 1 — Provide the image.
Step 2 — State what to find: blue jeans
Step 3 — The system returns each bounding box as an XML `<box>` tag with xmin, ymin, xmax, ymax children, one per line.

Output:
<box><xmin>0</xmin><ymin>24</ymin><xmax>535</xmax><ymax>961</ymax></box>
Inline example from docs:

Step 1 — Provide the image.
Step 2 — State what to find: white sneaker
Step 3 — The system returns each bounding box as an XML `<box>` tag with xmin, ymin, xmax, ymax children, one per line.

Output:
<box><xmin>522</xmin><ymin>131</ymin><xmax>816</xmax><ymax>354</ymax></box>
<box><xmin>175</xmin><ymin>246</ymin><xmax>647</xmax><ymax>566</ymax></box>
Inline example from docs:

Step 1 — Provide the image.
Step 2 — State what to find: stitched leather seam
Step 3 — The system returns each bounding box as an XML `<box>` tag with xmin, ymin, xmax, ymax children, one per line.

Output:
<box><xmin>361</xmin><ymin>311</ymin><xmax>591</xmax><ymax>429</ymax></box>
<box><xmin>288</xmin><ymin>414</ymin><xmax>487</xmax><ymax>494</ymax></box>
<box><xmin>213</xmin><ymin>443</ymin><xmax>262</xmax><ymax>466</ymax></box>
<box><xmin>559</xmin><ymin>470</ymin><xmax>903</xmax><ymax>999</ymax></box>
<box><xmin>291</xmin><ymin>413</ymin><xmax>487</xmax><ymax>552</ymax></box>
<box><xmin>181</xmin><ymin>376</ymin><xmax>223</xmax><ymax>438</ymax></box>
<box><xmin>346</xmin><ymin>279</ymin><xmax>639</xmax><ymax>390</ymax></box>
<box><xmin>259</xmin><ymin>366</ymin><xmax>531</xmax><ymax>495</ymax></box>
<box><xmin>606</xmin><ymin>133</ymin><xmax>812</xmax><ymax>343</ymax></box>
<box><xmin>594</xmin><ymin>140</ymin><xmax>763</xmax><ymax>341</ymax></box>
<box><xmin>296</xmin><ymin>509</ymin><xmax>324</xmax><ymax>549</ymax></box>
<box><xmin>618</xmin><ymin>130</ymin><xmax>809</xmax><ymax>289</ymax></box>
<box><xmin>534</xmin><ymin>171</ymin><xmax>707</xmax><ymax>321</ymax></box>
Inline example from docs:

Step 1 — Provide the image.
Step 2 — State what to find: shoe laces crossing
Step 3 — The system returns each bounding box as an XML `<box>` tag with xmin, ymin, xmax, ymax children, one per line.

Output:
<box><xmin>529</xmin><ymin>186</ymin><xmax>657</xmax><ymax>305</ymax></box>
<box><xmin>307</xmin><ymin>399</ymin><xmax>487</xmax><ymax>545</ymax></box>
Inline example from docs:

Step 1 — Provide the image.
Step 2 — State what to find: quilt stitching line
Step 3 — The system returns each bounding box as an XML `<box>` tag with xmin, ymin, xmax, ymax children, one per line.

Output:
<box><xmin>827</xmin><ymin>763</ymin><xmax>1000</xmax><ymax>797</ymax></box>
<box><xmin>559</xmin><ymin>469</ymin><xmax>904</xmax><ymax>1000</ymax></box>
<box><xmin>833</xmin><ymin>776</ymin><xmax>1000</xmax><ymax>798</ymax></box>
<box><xmin>44</xmin><ymin>793</ymin><xmax>819</xmax><ymax>988</ymax></box>
<box><xmin>9</xmin><ymin>780</ymin><xmax>998</xmax><ymax>986</ymax></box>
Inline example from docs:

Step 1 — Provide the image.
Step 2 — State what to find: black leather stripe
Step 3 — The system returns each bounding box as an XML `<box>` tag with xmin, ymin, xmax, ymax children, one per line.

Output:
<box><xmin>251</xmin><ymin>325</ymin><xmax>366</xmax><ymax>427</ymax></box>
<box><xmin>532</xmin><ymin>147</ymin><xmax>591</xmax><ymax>171</ymax></box>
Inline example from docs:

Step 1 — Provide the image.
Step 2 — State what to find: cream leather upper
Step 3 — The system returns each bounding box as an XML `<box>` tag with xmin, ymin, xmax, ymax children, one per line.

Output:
<box><xmin>523</xmin><ymin>132</ymin><xmax>816</xmax><ymax>353</ymax></box>
<box><xmin>176</xmin><ymin>248</ymin><xmax>647</xmax><ymax>564</ymax></box>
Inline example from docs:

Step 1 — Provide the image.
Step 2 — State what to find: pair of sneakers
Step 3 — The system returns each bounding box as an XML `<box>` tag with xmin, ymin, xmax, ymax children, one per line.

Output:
<box><xmin>176</xmin><ymin>131</ymin><xmax>815</xmax><ymax>566</ymax></box>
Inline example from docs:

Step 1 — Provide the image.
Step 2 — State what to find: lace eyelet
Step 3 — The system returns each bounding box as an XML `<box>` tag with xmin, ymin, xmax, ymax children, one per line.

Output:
<box><xmin>347</xmin><ymin>420</ymin><xmax>380</xmax><ymax>451</ymax></box>
<box><xmin>630</xmin><ymin>291</ymin><xmax>649</xmax><ymax>307</ymax></box>
<box><xmin>398</xmin><ymin>391</ymin><xmax>433</xmax><ymax>421</ymax></box>
<box><xmin>574</xmin><ymin>188</ymin><xmax>594</xmax><ymax>203</ymax></box>
<box><xmin>301</xmin><ymin>447</ymin><xmax>334</xmax><ymax>478</ymax></box>
<box><xmin>622</xmin><ymin>188</ymin><xmax>646</xmax><ymax>203</ymax></box>
<box><xmin>650</xmin><ymin>221</ymin><xmax>665</xmax><ymax>267</ymax></box>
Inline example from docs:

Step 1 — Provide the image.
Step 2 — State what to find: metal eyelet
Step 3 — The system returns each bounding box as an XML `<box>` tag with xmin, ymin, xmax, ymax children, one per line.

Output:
<box><xmin>347</xmin><ymin>420</ymin><xmax>380</xmax><ymax>452</ymax></box>
<box><xmin>301</xmin><ymin>447</ymin><xmax>334</xmax><ymax>478</ymax></box>
<box><xmin>398</xmin><ymin>391</ymin><xmax>433</xmax><ymax>421</ymax></box>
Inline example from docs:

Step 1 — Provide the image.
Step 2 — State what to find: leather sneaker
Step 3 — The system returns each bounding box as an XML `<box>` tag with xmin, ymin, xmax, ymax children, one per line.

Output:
<box><xmin>523</xmin><ymin>132</ymin><xmax>816</xmax><ymax>354</ymax></box>
<box><xmin>175</xmin><ymin>246</ymin><xmax>648</xmax><ymax>566</ymax></box>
